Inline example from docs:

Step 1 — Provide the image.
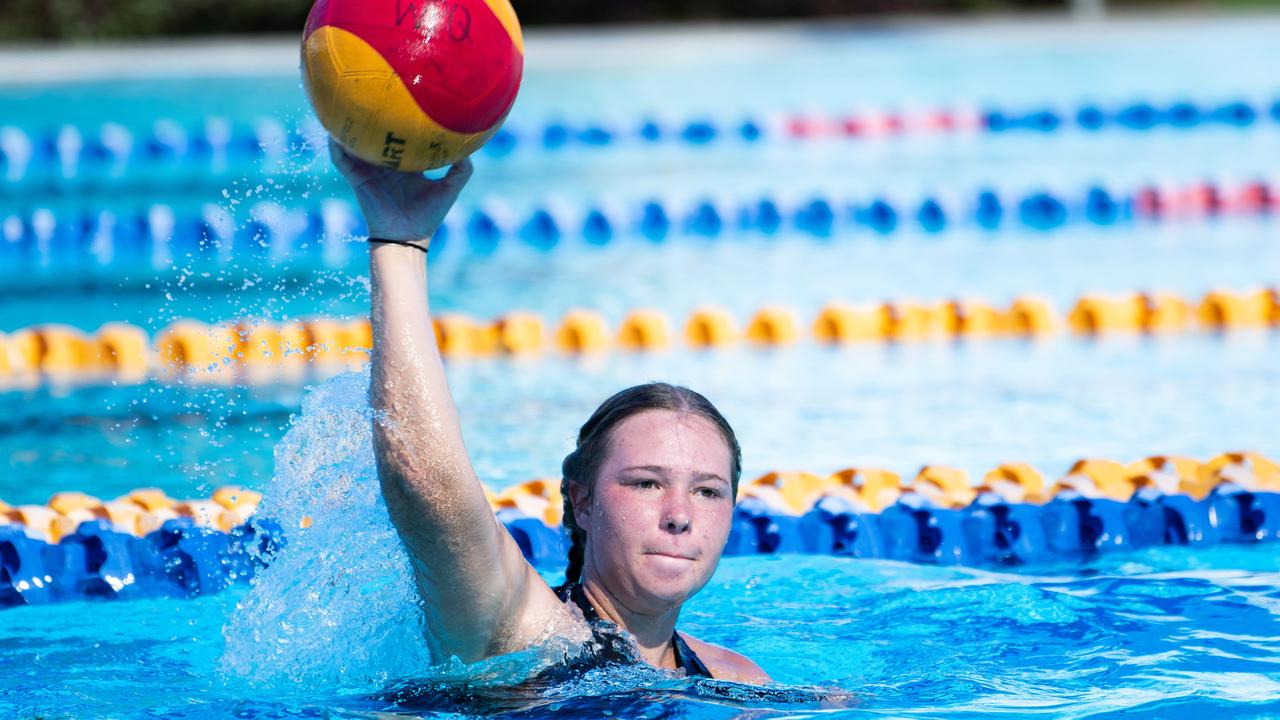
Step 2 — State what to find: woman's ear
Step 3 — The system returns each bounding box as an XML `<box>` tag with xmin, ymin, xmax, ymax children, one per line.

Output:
<box><xmin>568</xmin><ymin>481</ymin><xmax>593</xmax><ymax>532</ymax></box>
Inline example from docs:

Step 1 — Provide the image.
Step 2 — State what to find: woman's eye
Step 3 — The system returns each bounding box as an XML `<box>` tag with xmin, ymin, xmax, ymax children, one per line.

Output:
<box><xmin>633</xmin><ymin>479</ymin><xmax>659</xmax><ymax>489</ymax></box>
<box><xmin>696</xmin><ymin>487</ymin><xmax>722</xmax><ymax>499</ymax></box>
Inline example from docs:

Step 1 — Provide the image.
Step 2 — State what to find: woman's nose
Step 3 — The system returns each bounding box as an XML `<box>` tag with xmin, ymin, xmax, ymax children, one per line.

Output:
<box><xmin>661</xmin><ymin>492</ymin><xmax>692</xmax><ymax>533</ymax></box>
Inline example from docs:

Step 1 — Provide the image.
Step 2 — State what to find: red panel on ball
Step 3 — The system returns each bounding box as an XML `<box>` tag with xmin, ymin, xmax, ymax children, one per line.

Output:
<box><xmin>304</xmin><ymin>0</ymin><xmax>522</xmax><ymax>135</ymax></box>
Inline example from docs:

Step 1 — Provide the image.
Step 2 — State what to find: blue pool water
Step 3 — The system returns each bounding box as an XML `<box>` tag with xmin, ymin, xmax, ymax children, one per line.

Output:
<box><xmin>7</xmin><ymin>366</ymin><xmax>1280</xmax><ymax>717</ymax></box>
<box><xmin>2</xmin><ymin>14</ymin><xmax>1280</xmax><ymax>719</ymax></box>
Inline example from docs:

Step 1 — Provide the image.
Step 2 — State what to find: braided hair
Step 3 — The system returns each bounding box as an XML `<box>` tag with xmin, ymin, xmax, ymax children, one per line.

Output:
<box><xmin>558</xmin><ymin>382</ymin><xmax>741</xmax><ymax>588</ymax></box>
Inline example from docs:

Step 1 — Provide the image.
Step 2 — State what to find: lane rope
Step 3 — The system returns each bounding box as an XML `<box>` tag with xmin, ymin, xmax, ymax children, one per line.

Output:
<box><xmin>3</xmin><ymin>451</ymin><xmax>1277</xmax><ymax>607</ymax></box>
<box><xmin>2</xmin><ymin>179</ymin><xmax>1276</xmax><ymax>274</ymax></box>
<box><xmin>1</xmin><ymin>287</ymin><xmax>1276</xmax><ymax>388</ymax></box>
<box><xmin>3</xmin><ymin>96</ymin><xmax>1278</xmax><ymax>185</ymax></box>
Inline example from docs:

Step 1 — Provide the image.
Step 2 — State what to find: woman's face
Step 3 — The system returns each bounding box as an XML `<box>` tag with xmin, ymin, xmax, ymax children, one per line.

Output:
<box><xmin>573</xmin><ymin>409</ymin><xmax>736</xmax><ymax>615</ymax></box>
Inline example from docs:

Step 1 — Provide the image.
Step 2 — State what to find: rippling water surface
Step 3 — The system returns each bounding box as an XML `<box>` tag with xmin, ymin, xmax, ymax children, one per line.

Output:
<box><xmin>5</xmin><ymin>546</ymin><xmax>1280</xmax><ymax>718</ymax></box>
<box><xmin>4</xmin><ymin>372</ymin><xmax>1280</xmax><ymax>719</ymax></box>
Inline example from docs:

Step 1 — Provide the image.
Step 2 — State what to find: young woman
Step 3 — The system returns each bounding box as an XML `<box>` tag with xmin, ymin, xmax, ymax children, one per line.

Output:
<box><xmin>331</xmin><ymin>140</ymin><xmax>770</xmax><ymax>684</ymax></box>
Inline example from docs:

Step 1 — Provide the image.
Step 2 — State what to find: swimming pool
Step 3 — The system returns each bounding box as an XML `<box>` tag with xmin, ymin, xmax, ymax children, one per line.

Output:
<box><xmin>3</xmin><ymin>14</ymin><xmax>1280</xmax><ymax>719</ymax></box>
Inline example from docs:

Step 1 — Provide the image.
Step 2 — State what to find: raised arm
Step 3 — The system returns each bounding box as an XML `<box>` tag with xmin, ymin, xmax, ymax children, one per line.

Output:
<box><xmin>330</xmin><ymin>140</ymin><xmax>567</xmax><ymax>663</ymax></box>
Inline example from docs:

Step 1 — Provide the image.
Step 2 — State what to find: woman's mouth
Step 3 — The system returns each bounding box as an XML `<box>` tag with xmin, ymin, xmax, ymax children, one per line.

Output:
<box><xmin>645</xmin><ymin>551</ymin><xmax>695</xmax><ymax>561</ymax></box>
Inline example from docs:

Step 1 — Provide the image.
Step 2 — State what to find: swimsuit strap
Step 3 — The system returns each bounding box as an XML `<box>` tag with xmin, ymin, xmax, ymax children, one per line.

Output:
<box><xmin>557</xmin><ymin>583</ymin><xmax>714</xmax><ymax>679</ymax></box>
<box><xmin>672</xmin><ymin>631</ymin><xmax>714</xmax><ymax>678</ymax></box>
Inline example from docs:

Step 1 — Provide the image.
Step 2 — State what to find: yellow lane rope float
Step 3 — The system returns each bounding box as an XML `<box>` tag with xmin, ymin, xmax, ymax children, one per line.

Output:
<box><xmin>2</xmin><ymin>452</ymin><xmax>1276</xmax><ymax>542</ymax></box>
<box><xmin>3</xmin><ymin>450</ymin><xmax>1279</xmax><ymax>607</ymax></box>
<box><xmin>0</xmin><ymin>287</ymin><xmax>1276</xmax><ymax>386</ymax></box>
<box><xmin>1</xmin><ymin>487</ymin><xmax>262</xmax><ymax>543</ymax></box>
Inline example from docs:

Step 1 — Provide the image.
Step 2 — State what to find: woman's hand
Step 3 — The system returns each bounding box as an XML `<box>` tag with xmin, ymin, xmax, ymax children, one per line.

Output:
<box><xmin>329</xmin><ymin>137</ymin><xmax>473</xmax><ymax>248</ymax></box>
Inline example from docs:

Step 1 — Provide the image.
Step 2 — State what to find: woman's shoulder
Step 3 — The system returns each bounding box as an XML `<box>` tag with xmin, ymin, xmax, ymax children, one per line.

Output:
<box><xmin>679</xmin><ymin>633</ymin><xmax>772</xmax><ymax>685</ymax></box>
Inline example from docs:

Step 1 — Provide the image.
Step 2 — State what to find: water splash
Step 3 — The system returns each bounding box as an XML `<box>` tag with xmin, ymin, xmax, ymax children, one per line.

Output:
<box><xmin>220</xmin><ymin>369</ymin><xmax>434</xmax><ymax>688</ymax></box>
<box><xmin>216</xmin><ymin>369</ymin><xmax>590</xmax><ymax>696</ymax></box>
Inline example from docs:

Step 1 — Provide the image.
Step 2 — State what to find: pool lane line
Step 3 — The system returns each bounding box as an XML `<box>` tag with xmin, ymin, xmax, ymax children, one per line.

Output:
<box><xmin>3</xmin><ymin>96</ymin><xmax>1278</xmax><ymax>185</ymax></box>
<box><xmin>1</xmin><ymin>286</ymin><xmax>1276</xmax><ymax>390</ymax></box>
<box><xmin>3</xmin><ymin>179</ymin><xmax>1274</xmax><ymax>274</ymax></box>
<box><xmin>3</xmin><ymin>451</ymin><xmax>1279</xmax><ymax>607</ymax></box>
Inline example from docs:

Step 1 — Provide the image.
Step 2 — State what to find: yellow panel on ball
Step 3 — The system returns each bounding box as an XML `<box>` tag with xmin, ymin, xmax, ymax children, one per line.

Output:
<box><xmin>481</xmin><ymin>0</ymin><xmax>525</xmax><ymax>54</ymax></box>
<box><xmin>302</xmin><ymin>26</ymin><xmax>495</xmax><ymax>172</ymax></box>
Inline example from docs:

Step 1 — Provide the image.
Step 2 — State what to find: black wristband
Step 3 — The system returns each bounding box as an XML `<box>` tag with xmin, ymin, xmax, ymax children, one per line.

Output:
<box><xmin>368</xmin><ymin>237</ymin><xmax>429</xmax><ymax>254</ymax></box>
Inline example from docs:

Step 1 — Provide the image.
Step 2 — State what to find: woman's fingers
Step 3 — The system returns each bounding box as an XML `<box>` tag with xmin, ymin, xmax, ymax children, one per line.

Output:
<box><xmin>331</xmin><ymin>135</ymin><xmax>472</xmax><ymax>195</ymax></box>
<box><xmin>328</xmin><ymin>136</ymin><xmax>355</xmax><ymax>172</ymax></box>
<box><xmin>328</xmin><ymin>137</ymin><xmax>377</xmax><ymax>187</ymax></box>
<box><xmin>329</xmin><ymin>136</ymin><xmax>387</xmax><ymax>186</ymax></box>
<box><xmin>434</xmin><ymin>157</ymin><xmax>474</xmax><ymax>202</ymax></box>
<box><xmin>443</xmin><ymin>157</ymin><xmax>474</xmax><ymax>183</ymax></box>
<box><xmin>330</xmin><ymin>136</ymin><xmax>473</xmax><ymax>239</ymax></box>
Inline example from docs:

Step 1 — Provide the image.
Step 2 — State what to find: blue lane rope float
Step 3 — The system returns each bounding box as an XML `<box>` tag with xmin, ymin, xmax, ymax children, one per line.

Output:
<box><xmin>0</xmin><ymin>487</ymin><xmax>279</xmax><ymax>608</ymax></box>
<box><xmin>0</xmin><ymin>517</ymin><xmax>282</xmax><ymax>607</ymax></box>
<box><xmin>1</xmin><ymin>180</ymin><xmax>1274</xmax><ymax>273</ymax></box>
<box><xmin>2</xmin><ymin>453</ymin><xmax>1278</xmax><ymax>608</ymax></box>
<box><xmin>3</xmin><ymin>97</ymin><xmax>1279</xmax><ymax>186</ymax></box>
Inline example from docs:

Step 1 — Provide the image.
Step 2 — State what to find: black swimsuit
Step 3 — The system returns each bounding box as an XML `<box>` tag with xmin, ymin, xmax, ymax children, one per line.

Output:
<box><xmin>378</xmin><ymin>584</ymin><xmax>715</xmax><ymax>713</ymax></box>
<box><xmin>555</xmin><ymin>583</ymin><xmax>714</xmax><ymax>679</ymax></box>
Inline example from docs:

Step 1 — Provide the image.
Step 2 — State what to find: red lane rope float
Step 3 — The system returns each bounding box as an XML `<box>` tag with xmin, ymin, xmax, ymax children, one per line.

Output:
<box><xmin>7</xmin><ymin>179</ymin><xmax>1280</xmax><ymax>281</ymax></box>
<box><xmin>0</xmin><ymin>287</ymin><xmax>1276</xmax><ymax>388</ymax></box>
<box><xmin>5</xmin><ymin>97</ymin><xmax>1277</xmax><ymax>190</ymax></box>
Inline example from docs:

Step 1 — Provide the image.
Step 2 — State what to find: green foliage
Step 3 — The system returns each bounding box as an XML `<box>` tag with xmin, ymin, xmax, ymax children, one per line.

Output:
<box><xmin>5</xmin><ymin>0</ymin><xmax>1272</xmax><ymax>41</ymax></box>
<box><xmin>0</xmin><ymin>0</ymin><xmax>314</xmax><ymax>40</ymax></box>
